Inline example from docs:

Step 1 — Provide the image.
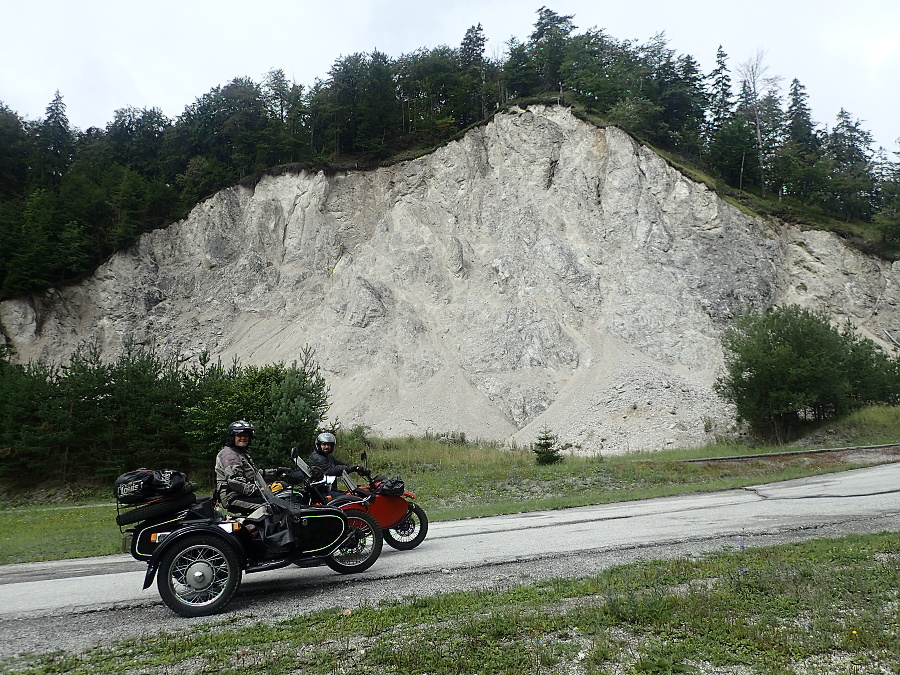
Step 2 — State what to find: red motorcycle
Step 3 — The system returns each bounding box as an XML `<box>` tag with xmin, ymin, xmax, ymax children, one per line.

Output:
<box><xmin>275</xmin><ymin>449</ymin><xmax>428</xmax><ymax>550</ymax></box>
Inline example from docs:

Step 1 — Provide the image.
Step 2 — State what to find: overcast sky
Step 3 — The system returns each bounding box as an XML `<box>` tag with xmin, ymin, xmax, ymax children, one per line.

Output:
<box><xmin>2</xmin><ymin>0</ymin><xmax>898</xmax><ymax>154</ymax></box>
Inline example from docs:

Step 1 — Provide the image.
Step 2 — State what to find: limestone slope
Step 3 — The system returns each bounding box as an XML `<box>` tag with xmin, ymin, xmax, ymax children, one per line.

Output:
<box><xmin>3</xmin><ymin>105</ymin><xmax>899</xmax><ymax>454</ymax></box>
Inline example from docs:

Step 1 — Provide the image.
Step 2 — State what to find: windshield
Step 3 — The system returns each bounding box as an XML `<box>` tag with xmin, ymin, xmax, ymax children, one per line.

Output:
<box><xmin>292</xmin><ymin>454</ymin><xmax>313</xmax><ymax>477</ymax></box>
<box><xmin>342</xmin><ymin>471</ymin><xmax>358</xmax><ymax>491</ymax></box>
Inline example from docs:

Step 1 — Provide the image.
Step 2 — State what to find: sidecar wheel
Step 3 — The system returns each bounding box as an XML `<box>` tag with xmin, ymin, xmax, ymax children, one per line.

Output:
<box><xmin>157</xmin><ymin>534</ymin><xmax>242</xmax><ymax>617</ymax></box>
<box><xmin>383</xmin><ymin>503</ymin><xmax>428</xmax><ymax>550</ymax></box>
<box><xmin>324</xmin><ymin>510</ymin><xmax>383</xmax><ymax>574</ymax></box>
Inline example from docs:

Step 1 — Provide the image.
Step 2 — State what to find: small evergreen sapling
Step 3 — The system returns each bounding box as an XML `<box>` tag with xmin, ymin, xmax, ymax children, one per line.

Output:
<box><xmin>532</xmin><ymin>427</ymin><xmax>563</xmax><ymax>465</ymax></box>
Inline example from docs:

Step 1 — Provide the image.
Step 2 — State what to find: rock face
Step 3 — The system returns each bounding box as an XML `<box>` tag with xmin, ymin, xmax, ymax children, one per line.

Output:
<box><xmin>3</xmin><ymin>105</ymin><xmax>900</xmax><ymax>454</ymax></box>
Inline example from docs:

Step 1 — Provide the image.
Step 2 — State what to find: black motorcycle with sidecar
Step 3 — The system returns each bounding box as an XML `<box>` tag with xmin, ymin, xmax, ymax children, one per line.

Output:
<box><xmin>114</xmin><ymin>458</ymin><xmax>383</xmax><ymax>617</ymax></box>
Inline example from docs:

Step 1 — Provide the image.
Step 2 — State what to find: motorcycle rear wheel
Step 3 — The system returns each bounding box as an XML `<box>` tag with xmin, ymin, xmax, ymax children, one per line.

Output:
<box><xmin>157</xmin><ymin>534</ymin><xmax>242</xmax><ymax>617</ymax></box>
<box><xmin>383</xmin><ymin>502</ymin><xmax>428</xmax><ymax>550</ymax></box>
<box><xmin>324</xmin><ymin>510</ymin><xmax>383</xmax><ymax>574</ymax></box>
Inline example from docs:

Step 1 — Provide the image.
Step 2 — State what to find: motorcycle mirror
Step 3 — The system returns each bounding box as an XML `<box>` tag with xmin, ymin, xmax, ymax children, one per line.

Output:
<box><xmin>360</xmin><ymin>450</ymin><xmax>367</xmax><ymax>466</ymax></box>
<box><xmin>290</xmin><ymin>446</ymin><xmax>299</xmax><ymax>459</ymax></box>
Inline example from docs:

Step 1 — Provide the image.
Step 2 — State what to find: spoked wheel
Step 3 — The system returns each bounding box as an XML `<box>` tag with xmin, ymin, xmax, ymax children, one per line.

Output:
<box><xmin>324</xmin><ymin>510</ymin><xmax>383</xmax><ymax>574</ymax></box>
<box><xmin>157</xmin><ymin>534</ymin><xmax>242</xmax><ymax>617</ymax></box>
<box><xmin>383</xmin><ymin>503</ymin><xmax>428</xmax><ymax>550</ymax></box>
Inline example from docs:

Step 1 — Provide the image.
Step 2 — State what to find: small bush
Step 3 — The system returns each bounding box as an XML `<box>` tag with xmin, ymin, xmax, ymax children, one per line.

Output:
<box><xmin>532</xmin><ymin>427</ymin><xmax>563</xmax><ymax>465</ymax></box>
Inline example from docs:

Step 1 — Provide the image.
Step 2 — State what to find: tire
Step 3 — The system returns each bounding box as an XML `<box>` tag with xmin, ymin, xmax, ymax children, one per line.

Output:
<box><xmin>156</xmin><ymin>534</ymin><xmax>242</xmax><ymax>617</ymax></box>
<box><xmin>116</xmin><ymin>492</ymin><xmax>197</xmax><ymax>526</ymax></box>
<box><xmin>383</xmin><ymin>503</ymin><xmax>428</xmax><ymax>550</ymax></box>
<box><xmin>324</xmin><ymin>510</ymin><xmax>383</xmax><ymax>574</ymax></box>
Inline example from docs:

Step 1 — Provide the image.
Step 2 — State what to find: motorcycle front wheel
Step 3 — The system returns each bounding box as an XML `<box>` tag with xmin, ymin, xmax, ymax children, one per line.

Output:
<box><xmin>383</xmin><ymin>502</ymin><xmax>428</xmax><ymax>550</ymax></box>
<box><xmin>156</xmin><ymin>534</ymin><xmax>242</xmax><ymax>617</ymax></box>
<box><xmin>324</xmin><ymin>510</ymin><xmax>383</xmax><ymax>574</ymax></box>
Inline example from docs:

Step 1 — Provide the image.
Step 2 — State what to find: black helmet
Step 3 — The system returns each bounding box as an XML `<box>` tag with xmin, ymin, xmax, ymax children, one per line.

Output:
<box><xmin>227</xmin><ymin>420</ymin><xmax>255</xmax><ymax>446</ymax></box>
<box><xmin>315</xmin><ymin>432</ymin><xmax>336</xmax><ymax>451</ymax></box>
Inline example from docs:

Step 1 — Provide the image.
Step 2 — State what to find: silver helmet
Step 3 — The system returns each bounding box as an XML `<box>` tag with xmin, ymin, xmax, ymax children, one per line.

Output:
<box><xmin>315</xmin><ymin>432</ymin><xmax>336</xmax><ymax>451</ymax></box>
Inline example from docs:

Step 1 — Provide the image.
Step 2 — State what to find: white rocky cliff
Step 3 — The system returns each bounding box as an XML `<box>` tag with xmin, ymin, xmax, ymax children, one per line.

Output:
<box><xmin>3</xmin><ymin>105</ymin><xmax>899</xmax><ymax>454</ymax></box>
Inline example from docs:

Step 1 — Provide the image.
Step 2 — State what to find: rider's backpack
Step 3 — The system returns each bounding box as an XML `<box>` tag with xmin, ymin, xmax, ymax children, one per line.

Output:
<box><xmin>375</xmin><ymin>476</ymin><xmax>405</xmax><ymax>497</ymax></box>
<box><xmin>113</xmin><ymin>468</ymin><xmax>188</xmax><ymax>504</ymax></box>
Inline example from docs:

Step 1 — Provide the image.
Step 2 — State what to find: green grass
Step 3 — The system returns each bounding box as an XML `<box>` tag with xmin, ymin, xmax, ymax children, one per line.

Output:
<box><xmin>4</xmin><ymin>533</ymin><xmax>898</xmax><ymax>674</ymax></box>
<box><xmin>4</xmin><ymin>405</ymin><xmax>900</xmax><ymax>565</ymax></box>
<box><xmin>0</xmin><ymin>503</ymin><xmax>121</xmax><ymax>564</ymax></box>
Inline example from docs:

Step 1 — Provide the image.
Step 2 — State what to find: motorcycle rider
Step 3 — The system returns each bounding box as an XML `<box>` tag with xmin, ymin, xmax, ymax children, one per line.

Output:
<box><xmin>307</xmin><ymin>432</ymin><xmax>368</xmax><ymax>496</ymax></box>
<box><xmin>215</xmin><ymin>420</ymin><xmax>289</xmax><ymax>521</ymax></box>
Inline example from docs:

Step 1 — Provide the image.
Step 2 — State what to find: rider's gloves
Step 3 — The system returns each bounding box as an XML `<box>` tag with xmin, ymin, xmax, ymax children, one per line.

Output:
<box><xmin>261</xmin><ymin>467</ymin><xmax>292</xmax><ymax>481</ymax></box>
<box><xmin>228</xmin><ymin>478</ymin><xmax>259</xmax><ymax>496</ymax></box>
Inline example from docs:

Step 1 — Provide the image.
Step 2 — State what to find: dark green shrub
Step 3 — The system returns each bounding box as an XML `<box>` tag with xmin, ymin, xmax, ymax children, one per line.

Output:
<box><xmin>716</xmin><ymin>304</ymin><xmax>900</xmax><ymax>442</ymax></box>
<box><xmin>0</xmin><ymin>344</ymin><xmax>329</xmax><ymax>486</ymax></box>
<box><xmin>533</xmin><ymin>427</ymin><xmax>563</xmax><ymax>465</ymax></box>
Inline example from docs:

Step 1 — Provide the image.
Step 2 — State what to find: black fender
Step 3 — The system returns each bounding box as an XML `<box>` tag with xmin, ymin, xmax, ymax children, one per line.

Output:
<box><xmin>142</xmin><ymin>523</ymin><xmax>247</xmax><ymax>589</ymax></box>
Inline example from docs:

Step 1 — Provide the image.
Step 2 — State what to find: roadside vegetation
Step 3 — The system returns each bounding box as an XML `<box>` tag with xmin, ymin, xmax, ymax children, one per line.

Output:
<box><xmin>717</xmin><ymin>305</ymin><xmax>900</xmax><ymax>443</ymax></box>
<box><xmin>4</xmin><ymin>404</ymin><xmax>900</xmax><ymax>566</ymax></box>
<box><xmin>0</xmin><ymin>344</ymin><xmax>329</xmax><ymax>488</ymax></box>
<box><xmin>2</xmin><ymin>409</ymin><xmax>898</xmax><ymax>673</ymax></box>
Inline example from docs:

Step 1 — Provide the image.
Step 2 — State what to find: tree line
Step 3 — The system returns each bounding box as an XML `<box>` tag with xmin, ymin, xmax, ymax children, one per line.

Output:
<box><xmin>0</xmin><ymin>6</ymin><xmax>898</xmax><ymax>301</ymax></box>
<box><xmin>0</xmin><ymin>344</ymin><xmax>329</xmax><ymax>487</ymax></box>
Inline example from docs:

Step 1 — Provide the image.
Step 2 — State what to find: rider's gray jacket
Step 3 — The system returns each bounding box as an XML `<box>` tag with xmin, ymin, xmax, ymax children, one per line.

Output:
<box><xmin>215</xmin><ymin>445</ymin><xmax>279</xmax><ymax>510</ymax></box>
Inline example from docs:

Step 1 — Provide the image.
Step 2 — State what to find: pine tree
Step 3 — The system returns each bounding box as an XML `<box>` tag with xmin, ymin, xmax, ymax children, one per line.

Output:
<box><xmin>785</xmin><ymin>78</ymin><xmax>818</xmax><ymax>153</ymax></box>
<box><xmin>502</xmin><ymin>38</ymin><xmax>541</xmax><ymax>99</ymax></box>
<box><xmin>458</xmin><ymin>24</ymin><xmax>488</xmax><ymax>124</ymax></box>
<box><xmin>823</xmin><ymin>109</ymin><xmax>877</xmax><ymax>220</ymax></box>
<box><xmin>704</xmin><ymin>46</ymin><xmax>733</xmax><ymax>147</ymax></box>
<box><xmin>355</xmin><ymin>50</ymin><xmax>399</xmax><ymax>158</ymax></box>
<box><xmin>33</xmin><ymin>91</ymin><xmax>75</xmax><ymax>187</ymax></box>
<box><xmin>532</xmin><ymin>427</ymin><xmax>563</xmax><ymax>465</ymax></box>
<box><xmin>528</xmin><ymin>6</ymin><xmax>577</xmax><ymax>93</ymax></box>
<box><xmin>774</xmin><ymin>78</ymin><xmax>824</xmax><ymax>202</ymax></box>
<box><xmin>459</xmin><ymin>23</ymin><xmax>486</xmax><ymax>70</ymax></box>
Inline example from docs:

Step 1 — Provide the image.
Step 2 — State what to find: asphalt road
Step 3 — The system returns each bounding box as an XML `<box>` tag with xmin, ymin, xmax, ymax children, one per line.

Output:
<box><xmin>1</xmin><ymin>462</ymin><xmax>899</xmax><ymax>659</ymax></box>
